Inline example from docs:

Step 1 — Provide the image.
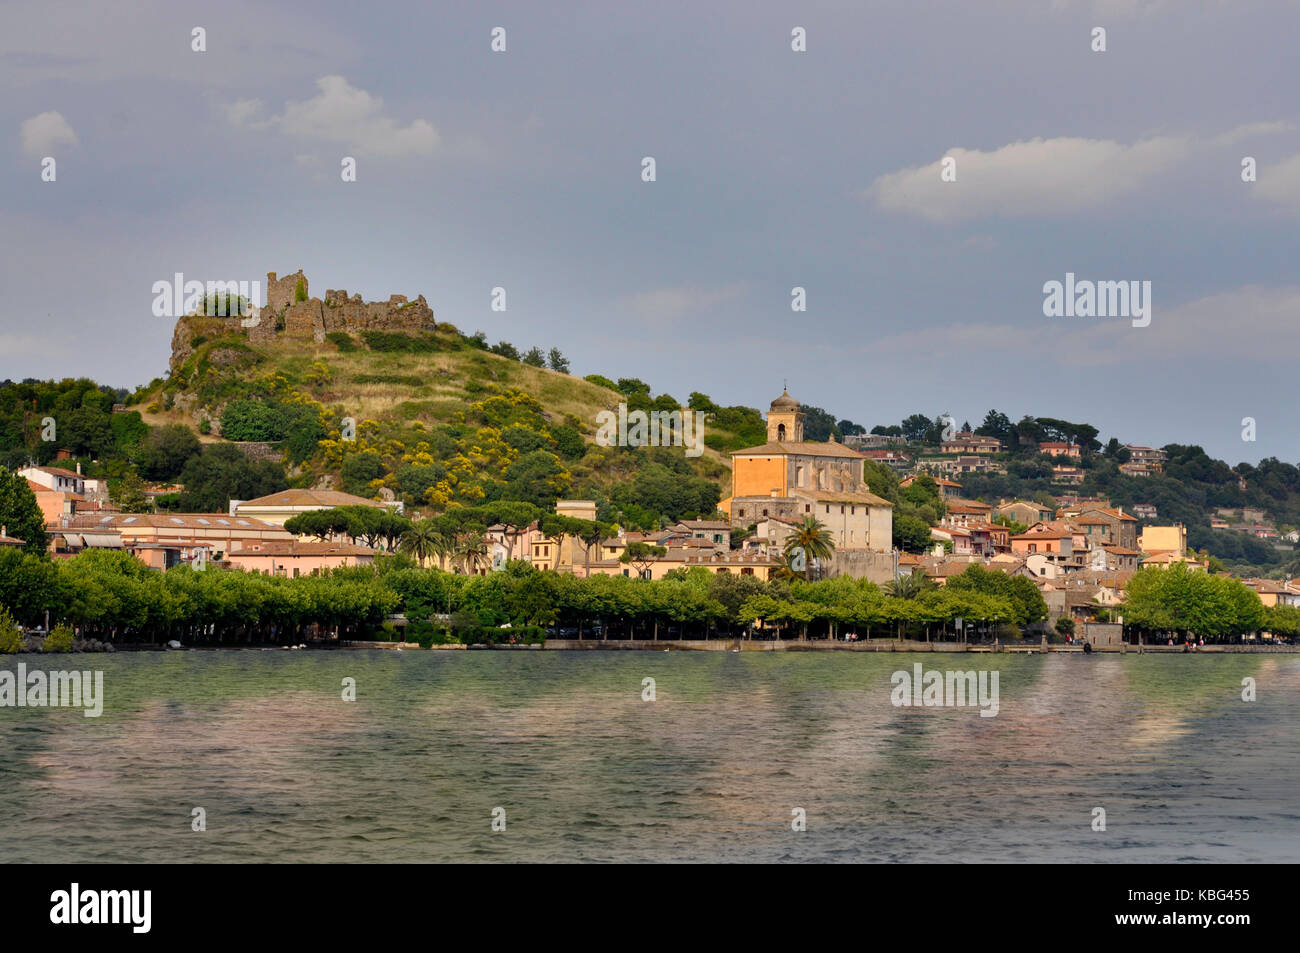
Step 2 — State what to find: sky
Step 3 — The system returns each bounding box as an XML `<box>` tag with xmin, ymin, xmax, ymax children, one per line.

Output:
<box><xmin>2</xmin><ymin>0</ymin><xmax>1299</xmax><ymax>465</ymax></box>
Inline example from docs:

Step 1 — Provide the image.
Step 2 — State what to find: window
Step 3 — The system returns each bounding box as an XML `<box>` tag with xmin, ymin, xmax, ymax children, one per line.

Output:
<box><xmin>804</xmin><ymin>504</ymin><xmax>810</xmax><ymax>513</ymax></box>
<box><xmin>762</xmin><ymin>509</ymin><xmax>769</xmax><ymax>517</ymax></box>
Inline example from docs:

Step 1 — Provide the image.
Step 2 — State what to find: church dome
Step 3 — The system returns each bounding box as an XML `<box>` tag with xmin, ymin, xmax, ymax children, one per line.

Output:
<box><xmin>770</xmin><ymin>390</ymin><xmax>799</xmax><ymax>412</ymax></box>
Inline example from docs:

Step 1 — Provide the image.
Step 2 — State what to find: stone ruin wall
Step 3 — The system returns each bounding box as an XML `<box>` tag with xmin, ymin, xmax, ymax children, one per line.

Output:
<box><xmin>170</xmin><ymin>269</ymin><xmax>436</xmax><ymax>372</ymax></box>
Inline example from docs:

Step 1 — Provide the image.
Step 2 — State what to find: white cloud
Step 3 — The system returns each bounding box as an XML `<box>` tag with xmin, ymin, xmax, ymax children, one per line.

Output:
<box><xmin>620</xmin><ymin>284</ymin><xmax>746</xmax><ymax>322</ymax></box>
<box><xmin>263</xmin><ymin>76</ymin><xmax>438</xmax><ymax>158</ymax></box>
<box><xmin>866</xmin><ymin>285</ymin><xmax>1300</xmax><ymax>366</ymax></box>
<box><xmin>866</xmin><ymin>136</ymin><xmax>1186</xmax><ymax>223</ymax></box>
<box><xmin>0</xmin><ymin>331</ymin><xmax>54</xmax><ymax>359</ymax></box>
<box><xmin>1212</xmin><ymin>120</ymin><xmax>1294</xmax><ymax>146</ymax></box>
<box><xmin>221</xmin><ymin>99</ymin><xmax>265</xmax><ymax>128</ymax></box>
<box><xmin>19</xmin><ymin>111</ymin><xmax>78</xmax><ymax>156</ymax></box>
<box><xmin>1253</xmin><ymin>153</ymin><xmax>1300</xmax><ymax>211</ymax></box>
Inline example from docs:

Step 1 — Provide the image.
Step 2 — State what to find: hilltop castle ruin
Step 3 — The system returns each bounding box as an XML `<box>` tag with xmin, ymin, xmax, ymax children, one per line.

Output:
<box><xmin>170</xmin><ymin>269</ymin><xmax>436</xmax><ymax>373</ymax></box>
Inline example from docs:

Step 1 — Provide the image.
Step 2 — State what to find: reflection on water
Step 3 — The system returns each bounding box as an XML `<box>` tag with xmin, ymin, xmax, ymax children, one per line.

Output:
<box><xmin>1</xmin><ymin>652</ymin><xmax>1296</xmax><ymax>862</ymax></box>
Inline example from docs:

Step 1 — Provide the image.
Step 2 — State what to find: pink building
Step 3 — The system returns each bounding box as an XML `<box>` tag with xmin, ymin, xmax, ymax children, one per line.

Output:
<box><xmin>225</xmin><ymin>540</ymin><xmax>377</xmax><ymax>577</ymax></box>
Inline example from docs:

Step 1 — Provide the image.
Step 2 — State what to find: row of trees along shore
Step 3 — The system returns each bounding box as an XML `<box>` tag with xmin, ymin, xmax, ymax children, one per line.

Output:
<box><xmin>2</xmin><ymin>543</ymin><xmax>1293</xmax><ymax>647</ymax></box>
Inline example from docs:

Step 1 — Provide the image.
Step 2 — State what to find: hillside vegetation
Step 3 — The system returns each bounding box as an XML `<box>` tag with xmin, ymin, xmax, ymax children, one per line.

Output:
<box><xmin>131</xmin><ymin>320</ymin><xmax>741</xmax><ymax>528</ymax></box>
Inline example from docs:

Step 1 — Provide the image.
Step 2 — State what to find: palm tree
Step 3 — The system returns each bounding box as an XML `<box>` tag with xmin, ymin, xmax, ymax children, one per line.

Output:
<box><xmin>771</xmin><ymin>556</ymin><xmax>801</xmax><ymax>583</ymax></box>
<box><xmin>783</xmin><ymin>516</ymin><xmax>835</xmax><ymax>581</ymax></box>
<box><xmin>399</xmin><ymin>520</ymin><xmax>441</xmax><ymax>569</ymax></box>
<box><xmin>884</xmin><ymin>572</ymin><xmax>933</xmax><ymax>600</ymax></box>
<box><xmin>455</xmin><ymin>532</ymin><xmax>489</xmax><ymax>575</ymax></box>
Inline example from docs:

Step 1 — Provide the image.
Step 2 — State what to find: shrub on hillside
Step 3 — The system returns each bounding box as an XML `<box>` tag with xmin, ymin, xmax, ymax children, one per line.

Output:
<box><xmin>361</xmin><ymin>331</ymin><xmax>440</xmax><ymax>353</ymax></box>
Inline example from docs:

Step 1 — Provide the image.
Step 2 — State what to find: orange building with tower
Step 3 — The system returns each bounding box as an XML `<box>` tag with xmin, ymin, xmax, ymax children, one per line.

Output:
<box><xmin>719</xmin><ymin>391</ymin><xmax>892</xmax><ymax>553</ymax></box>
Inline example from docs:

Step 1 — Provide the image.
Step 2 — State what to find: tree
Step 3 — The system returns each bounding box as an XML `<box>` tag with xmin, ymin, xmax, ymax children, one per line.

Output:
<box><xmin>547</xmin><ymin>348</ymin><xmax>571</xmax><ymax>374</ymax></box>
<box><xmin>976</xmin><ymin>410</ymin><xmax>1014</xmax><ymax>443</ymax></box>
<box><xmin>174</xmin><ymin>444</ymin><xmax>286</xmax><ymax>512</ymax></box>
<box><xmin>490</xmin><ymin>341</ymin><xmax>520</xmax><ymax>360</ymax></box>
<box><xmin>0</xmin><ymin>468</ymin><xmax>49</xmax><ymax>556</ymax></box>
<box><xmin>139</xmin><ymin>424</ymin><xmax>201</xmax><ymax>481</ymax></box>
<box><xmin>0</xmin><ymin>548</ymin><xmax>60</xmax><ymax>624</ymax></box>
<box><xmin>482</xmin><ymin>500</ymin><xmax>543</xmax><ymax>558</ymax></box>
<box><xmin>522</xmin><ymin>347</ymin><xmax>547</xmax><ymax>368</ymax></box>
<box><xmin>621</xmin><ymin>542</ymin><xmax>666</xmax><ymax>579</ymax></box>
<box><xmin>400</xmin><ymin>520</ymin><xmax>443</xmax><ymax>568</ymax></box>
<box><xmin>1123</xmin><ymin>563</ymin><xmax>1264</xmax><ymax>641</ymax></box>
<box><xmin>114</xmin><ymin>471</ymin><xmax>152</xmax><ymax>513</ymax></box>
<box><xmin>783</xmin><ymin>516</ymin><xmax>835</xmax><ymax>580</ymax></box>
<box><xmin>339</xmin><ymin>451</ymin><xmax>386</xmax><ymax>496</ymax></box>
<box><xmin>992</xmin><ymin>514</ymin><xmax>1028</xmax><ymax>536</ymax></box>
<box><xmin>901</xmin><ymin>414</ymin><xmax>933</xmax><ymax>444</ymax></box>
<box><xmin>502</xmin><ymin>451</ymin><xmax>571</xmax><ymax>507</ymax></box>
<box><xmin>800</xmin><ymin>405</ymin><xmax>840</xmax><ymax>442</ymax></box>
<box><xmin>946</xmin><ymin>564</ymin><xmax>1048</xmax><ymax>629</ymax></box>
<box><xmin>884</xmin><ymin>572</ymin><xmax>934</xmax><ymax>600</ymax></box>
<box><xmin>455</xmin><ymin>532</ymin><xmax>490</xmax><ymax>574</ymax></box>
<box><xmin>0</xmin><ymin>604</ymin><xmax>22</xmax><ymax>653</ymax></box>
<box><xmin>893</xmin><ymin>514</ymin><xmax>933</xmax><ymax>553</ymax></box>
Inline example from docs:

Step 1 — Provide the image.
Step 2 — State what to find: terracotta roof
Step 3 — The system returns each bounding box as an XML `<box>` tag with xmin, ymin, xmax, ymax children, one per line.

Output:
<box><xmin>732</xmin><ymin>440</ymin><xmax>865</xmax><ymax>459</ymax></box>
<box><xmin>67</xmin><ymin>513</ymin><xmax>290</xmax><ymax>533</ymax></box>
<box><xmin>1088</xmin><ymin>507</ymin><xmax>1138</xmax><ymax>521</ymax></box>
<box><xmin>793</xmin><ymin>488</ymin><xmax>893</xmax><ymax>507</ymax></box>
<box><xmin>26</xmin><ymin>466</ymin><xmax>81</xmax><ymax>480</ymax></box>
<box><xmin>230</xmin><ymin>541</ymin><xmax>376</xmax><ymax>557</ymax></box>
<box><xmin>238</xmin><ymin>489</ymin><xmax>387</xmax><ymax>509</ymax></box>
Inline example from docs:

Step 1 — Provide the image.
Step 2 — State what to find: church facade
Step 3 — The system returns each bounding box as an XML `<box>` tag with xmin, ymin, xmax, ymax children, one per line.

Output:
<box><xmin>719</xmin><ymin>391</ymin><xmax>893</xmax><ymax>554</ymax></box>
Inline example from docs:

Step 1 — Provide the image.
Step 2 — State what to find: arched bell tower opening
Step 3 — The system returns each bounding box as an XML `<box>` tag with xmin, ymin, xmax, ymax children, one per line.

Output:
<box><xmin>767</xmin><ymin>390</ymin><xmax>804</xmax><ymax>443</ymax></box>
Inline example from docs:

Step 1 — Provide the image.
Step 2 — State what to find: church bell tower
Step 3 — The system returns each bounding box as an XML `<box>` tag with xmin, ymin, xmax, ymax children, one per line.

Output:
<box><xmin>767</xmin><ymin>390</ymin><xmax>804</xmax><ymax>443</ymax></box>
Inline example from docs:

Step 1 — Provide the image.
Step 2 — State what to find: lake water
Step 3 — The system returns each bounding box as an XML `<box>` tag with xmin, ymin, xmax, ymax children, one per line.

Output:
<box><xmin>2</xmin><ymin>651</ymin><xmax>1297</xmax><ymax>862</ymax></box>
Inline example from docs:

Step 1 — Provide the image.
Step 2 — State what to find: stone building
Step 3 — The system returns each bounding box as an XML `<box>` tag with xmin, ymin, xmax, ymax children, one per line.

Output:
<box><xmin>719</xmin><ymin>391</ymin><xmax>893</xmax><ymax>562</ymax></box>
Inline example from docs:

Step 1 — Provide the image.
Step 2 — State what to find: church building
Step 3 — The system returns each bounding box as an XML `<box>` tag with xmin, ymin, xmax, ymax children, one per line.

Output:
<box><xmin>719</xmin><ymin>391</ymin><xmax>893</xmax><ymax>553</ymax></box>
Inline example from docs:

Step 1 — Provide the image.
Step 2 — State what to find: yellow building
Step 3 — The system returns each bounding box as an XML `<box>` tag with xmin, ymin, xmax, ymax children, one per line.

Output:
<box><xmin>1138</xmin><ymin>523</ymin><xmax>1186</xmax><ymax>556</ymax></box>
